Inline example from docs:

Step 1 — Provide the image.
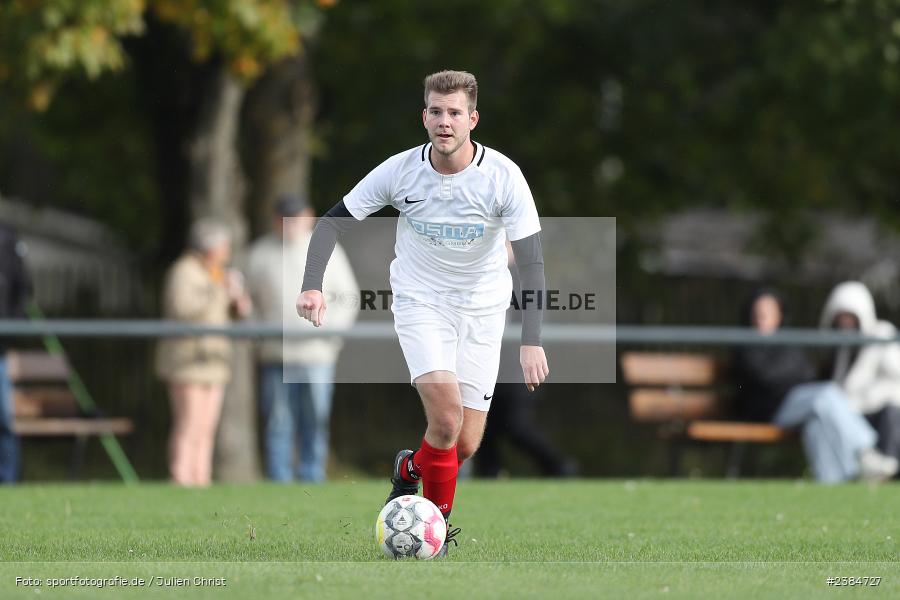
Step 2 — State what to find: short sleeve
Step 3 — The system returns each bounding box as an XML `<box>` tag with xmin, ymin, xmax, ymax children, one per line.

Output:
<box><xmin>343</xmin><ymin>155</ymin><xmax>400</xmax><ymax>220</ymax></box>
<box><xmin>500</xmin><ymin>166</ymin><xmax>541</xmax><ymax>241</ymax></box>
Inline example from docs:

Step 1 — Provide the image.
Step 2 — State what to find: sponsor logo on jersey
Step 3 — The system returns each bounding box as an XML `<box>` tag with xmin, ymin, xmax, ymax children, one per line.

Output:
<box><xmin>406</xmin><ymin>217</ymin><xmax>485</xmax><ymax>247</ymax></box>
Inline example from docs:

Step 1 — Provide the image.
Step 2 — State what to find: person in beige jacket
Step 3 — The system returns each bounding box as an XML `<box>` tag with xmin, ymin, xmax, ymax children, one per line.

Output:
<box><xmin>156</xmin><ymin>219</ymin><xmax>252</xmax><ymax>486</ymax></box>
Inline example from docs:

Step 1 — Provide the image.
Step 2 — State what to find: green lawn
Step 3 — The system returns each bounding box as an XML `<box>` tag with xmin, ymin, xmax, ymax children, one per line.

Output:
<box><xmin>0</xmin><ymin>480</ymin><xmax>897</xmax><ymax>598</ymax></box>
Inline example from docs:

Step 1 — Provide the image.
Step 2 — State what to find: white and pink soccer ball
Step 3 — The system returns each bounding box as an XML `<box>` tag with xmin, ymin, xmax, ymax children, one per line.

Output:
<box><xmin>375</xmin><ymin>495</ymin><xmax>446</xmax><ymax>559</ymax></box>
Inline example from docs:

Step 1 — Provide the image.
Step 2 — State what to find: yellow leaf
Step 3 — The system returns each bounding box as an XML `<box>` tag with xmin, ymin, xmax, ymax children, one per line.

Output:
<box><xmin>231</xmin><ymin>55</ymin><xmax>261</xmax><ymax>79</ymax></box>
<box><xmin>28</xmin><ymin>82</ymin><xmax>53</xmax><ymax>112</ymax></box>
<box><xmin>90</xmin><ymin>26</ymin><xmax>108</xmax><ymax>46</ymax></box>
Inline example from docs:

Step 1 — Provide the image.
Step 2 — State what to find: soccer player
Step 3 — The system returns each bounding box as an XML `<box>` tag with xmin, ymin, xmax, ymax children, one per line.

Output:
<box><xmin>297</xmin><ymin>70</ymin><xmax>548</xmax><ymax>557</ymax></box>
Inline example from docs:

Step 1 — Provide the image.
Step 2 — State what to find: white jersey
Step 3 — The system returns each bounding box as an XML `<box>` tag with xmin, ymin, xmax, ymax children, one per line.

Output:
<box><xmin>343</xmin><ymin>141</ymin><xmax>541</xmax><ymax>315</ymax></box>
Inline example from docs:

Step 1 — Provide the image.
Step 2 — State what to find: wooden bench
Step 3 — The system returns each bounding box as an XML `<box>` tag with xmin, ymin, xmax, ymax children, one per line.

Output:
<box><xmin>621</xmin><ymin>351</ymin><xmax>795</xmax><ymax>477</ymax></box>
<box><xmin>9</xmin><ymin>350</ymin><xmax>134</xmax><ymax>478</ymax></box>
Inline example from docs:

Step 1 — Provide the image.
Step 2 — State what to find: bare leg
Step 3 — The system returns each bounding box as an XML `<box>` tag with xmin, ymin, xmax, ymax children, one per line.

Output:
<box><xmin>167</xmin><ymin>383</ymin><xmax>193</xmax><ymax>486</ymax></box>
<box><xmin>413</xmin><ymin>371</ymin><xmax>464</xmax><ymax>516</ymax></box>
<box><xmin>415</xmin><ymin>370</ymin><xmax>464</xmax><ymax>448</ymax></box>
<box><xmin>192</xmin><ymin>384</ymin><xmax>224</xmax><ymax>486</ymax></box>
<box><xmin>457</xmin><ymin>407</ymin><xmax>488</xmax><ymax>462</ymax></box>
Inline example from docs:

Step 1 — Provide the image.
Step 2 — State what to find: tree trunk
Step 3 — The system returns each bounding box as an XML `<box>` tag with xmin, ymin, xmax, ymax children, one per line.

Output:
<box><xmin>243</xmin><ymin>53</ymin><xmax>316</xmax><ymax>236</ymax></box>
<box><xmin>187</xmin><ymin>67</ymin><xmax>259</xmax><ymax>482</ymax></box>
<box><xmin>189</xmin><ymin>68</ymin><xmax>248</xmax><ymax>245</ymax></box>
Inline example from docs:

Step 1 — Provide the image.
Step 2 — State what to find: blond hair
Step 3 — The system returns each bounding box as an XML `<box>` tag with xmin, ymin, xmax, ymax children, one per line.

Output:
<box><xmin>423</xmin><ymin>70</ymin><xmax>478</xmax><ymax>112</ymax></box>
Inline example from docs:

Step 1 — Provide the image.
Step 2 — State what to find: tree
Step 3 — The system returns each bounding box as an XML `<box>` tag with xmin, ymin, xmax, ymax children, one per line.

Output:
<box><xmin>0</xmin><ymin>0</ymin><xmax>145</xmax><ymax>111</ymax></box>
<box><xmin>0</xmin><ymin>0</ymin><xmax>333</xmax><ymax>481</ymax></box>
<box><xmin>144</xmin><ymin>0</ymin><xmax>327</xmax><ymax>481</ymax></box>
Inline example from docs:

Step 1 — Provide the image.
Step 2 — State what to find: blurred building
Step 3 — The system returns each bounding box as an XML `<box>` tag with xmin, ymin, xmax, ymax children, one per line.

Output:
<box><xmin>626</xmin><ymin>208</ymin><xmax>900</xmax><ymax>325</ymax></box>
<box><xmin>0</xmin><ymin>197</ymin><xmax>142</xmax><ymax>316</ymax></box>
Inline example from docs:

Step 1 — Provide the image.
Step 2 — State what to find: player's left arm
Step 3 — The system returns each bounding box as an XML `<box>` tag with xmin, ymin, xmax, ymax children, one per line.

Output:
<box><xmin>502</xmin><ymin>161</ymin><xmax>547</xmax><ymax>392</ymax></box>
<box><xmin>511</xmin><ymin>232</ymin><xmax>549</xmax><ymax>392</ymax></box>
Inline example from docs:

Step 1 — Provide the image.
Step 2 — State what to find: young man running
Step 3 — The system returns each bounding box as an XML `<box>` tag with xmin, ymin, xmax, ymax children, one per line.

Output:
<box><xmin>297</xmin><ymin>70</ymin><xmax>548</xmax><ymax>557</ymax></box>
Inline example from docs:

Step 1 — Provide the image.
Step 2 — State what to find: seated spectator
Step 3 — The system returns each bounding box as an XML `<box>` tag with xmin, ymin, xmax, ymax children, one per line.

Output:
<box><xmin>821</xmin><ymin>281</ymin><xmax>900</xmax><ymax>471</ymax></box>
<box><xmin>155</xmin><ymin>220</ymin><xmax>252</xmax><ymax>486</ymax></box>
<box><xmin>732</xmin><ymin>288</ymin><xmax>896</xmax><ymax>483</ymax></box>
<box><xmin>0</xmin><ymin>224</ymin><xmax>30</xmax><ymax>483</ymax></box>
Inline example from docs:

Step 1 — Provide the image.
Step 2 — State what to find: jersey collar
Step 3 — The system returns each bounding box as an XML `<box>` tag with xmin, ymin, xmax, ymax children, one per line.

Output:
<box><xmin>421</xmin><ymin>139</ymin><xmax>486</xmax><ymax>174</ymax></box>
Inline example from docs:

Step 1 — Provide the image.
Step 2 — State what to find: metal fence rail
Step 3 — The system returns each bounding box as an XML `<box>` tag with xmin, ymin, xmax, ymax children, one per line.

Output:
<box><xmin>0</xmin><ymin>320</ymin><xmax>896</xmax><ymax>346</ymax></box>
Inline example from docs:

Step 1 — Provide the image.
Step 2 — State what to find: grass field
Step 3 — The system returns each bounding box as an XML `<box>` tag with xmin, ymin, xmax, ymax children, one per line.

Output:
<box><xmin>0</xmin><ymin>479</ymin><xmax>898</xmax><ymax>599</ymax></box>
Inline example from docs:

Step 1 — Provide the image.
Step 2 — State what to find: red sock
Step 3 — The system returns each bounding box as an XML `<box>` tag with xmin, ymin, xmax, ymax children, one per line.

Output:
<box><xmin>399</xmin><ymin>452</ymin><xmax>420</xmax><ymax>483</ymax></box>
<box><xmin>413</xmin><ymin>438</ymin><xmax>458</xmax><ymax>517</ymax></box>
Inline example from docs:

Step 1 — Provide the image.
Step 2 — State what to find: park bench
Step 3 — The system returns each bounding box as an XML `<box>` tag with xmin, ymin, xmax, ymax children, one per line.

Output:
<box><xmin>9</xmin><ymin>350</ymin><xmax>133</xmax><ymax>478</ymax></box>
<box><xmin>621</xmin><ymin>351</ymin><xmax>795</xmax><ymax>477</ymax></box>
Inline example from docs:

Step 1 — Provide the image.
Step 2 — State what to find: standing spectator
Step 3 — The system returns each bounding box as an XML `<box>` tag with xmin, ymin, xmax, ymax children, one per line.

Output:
<box><xmin>0</xmin><ymin>224</ymin><xmax>31</xmax><ymax>483</ymax></box>
<box><xmin>821</xmin><ymin>281</ymin><xmax>900</xmax><ymax>469</ymax></box>
<box><xmin>474</xmin><ymin>383</ymin><xmax>577</xmax><ymax>478</ymax></box>
<box><xmin>246</xmin><ymin>196</ymin><xmax>359</xmax><ymax>482</ymax></box>
<box><xmin>155</xmin><ymin>220</ymin><xmax>251</xmax><ymax>486</ymax></box>
<box><xmin>732</xmin><ymin>288</ymin><xmax>897</xmax><ymax>483</ymax></box>
<box><xmin>474</xmin><ymin>242</ymin><xmax>576</xmax><ymax>478</ymax></box>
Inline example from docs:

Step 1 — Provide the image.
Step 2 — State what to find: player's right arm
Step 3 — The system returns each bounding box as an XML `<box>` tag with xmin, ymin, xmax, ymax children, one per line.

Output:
<box><xmin>297</xmin><ymin>152</ymin><xmax>401</xmax><ymax>326</ymax></box>
<box><xmin>298</xmin><ymin>201</ymin><xmax>357</xmax><ymax>327</ymax></box>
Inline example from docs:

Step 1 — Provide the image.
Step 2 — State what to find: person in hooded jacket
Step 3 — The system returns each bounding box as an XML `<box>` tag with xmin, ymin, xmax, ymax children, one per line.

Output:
<box><xmin>821</xmin><ymin>281</ymin><xmax>900</xmax><ymax>470</ymax></box>
<box><xmin>732</xmin><ymin>288</ymin><xmax>897</xmax><ymax>483</ymax></box>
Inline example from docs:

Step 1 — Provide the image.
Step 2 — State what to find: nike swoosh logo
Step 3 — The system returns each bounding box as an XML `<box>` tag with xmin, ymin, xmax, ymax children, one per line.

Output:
<box><xmin>404</xmin><ymin>197</ymin><xmax>427</xmax><ymax>204</ymax></box>
<box><xmin>483</xmin><ymin>394</ymin><xmax>493</xmax><ymax>401</ymax></box>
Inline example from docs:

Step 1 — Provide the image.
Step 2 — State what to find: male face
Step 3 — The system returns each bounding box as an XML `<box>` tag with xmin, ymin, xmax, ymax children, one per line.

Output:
<box><xmin>422</xmin><ymin>90</ymin><xmax>479</xmax><ymax>157</ymax></box>
<box><xmin>276</xmin><ymin>209</ymin><xmax>315</xmax><ymax>242</ymax></box>
<box><xmin>751</xmin><ymin>294</ymin><xmax>782</xmax><ymax>335</ymax></box>
<box><xmin>833</xmin><ymin>311</ymin><xmax>860</xmax><ymax>331</ymax></box>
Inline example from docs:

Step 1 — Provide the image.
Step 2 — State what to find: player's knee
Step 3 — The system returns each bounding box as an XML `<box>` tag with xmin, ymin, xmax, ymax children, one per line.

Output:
<box><xmin>427</xmin><ymin>410</ymin><xmax>463</xmax><ymax>447</ymax></box>
<box><xmin>811</xmin><ymin>388</ymin><xmax>840</xmax><ymax>414</ymax></box>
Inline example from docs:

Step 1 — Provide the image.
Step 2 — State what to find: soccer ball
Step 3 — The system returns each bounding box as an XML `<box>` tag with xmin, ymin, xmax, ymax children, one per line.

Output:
<box><xmin>375</xmin><ymin>495</ymin><xmax>446</xmax><ymax>559</ymax></box>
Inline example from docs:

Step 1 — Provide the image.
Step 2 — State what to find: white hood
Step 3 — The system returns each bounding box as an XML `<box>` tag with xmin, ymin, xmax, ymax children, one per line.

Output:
<box><xmin>819</xmin><ymin>281</ymin><xmax>879</xmax><ymax>334</ymax></box>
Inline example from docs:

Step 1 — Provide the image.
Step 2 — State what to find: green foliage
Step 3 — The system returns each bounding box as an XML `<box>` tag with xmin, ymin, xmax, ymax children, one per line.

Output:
<box><xmin>149</xmin><ymin>0</ymin><xmax>315</xmax><ymax>79</ymax></box>
<box><xmin>0</xmin><ymin>67</ymin><xmax>160</xmax><ymax>252</ymax></box>
<box><xmin>312</xmin><ymin>0</ymin><xmax>900</xmax><ymax>249</ymax></box>
<box><xmin>2</xmin><ymin>0</ymin><xmax>900</xmax><ymax>264</ymax></box>
<box><xmin>0</xmin><ymin>0</ymin><xmax>145</xmax><ymax>110</ymax></box>
<box><xmin>0</xmin><ymin>0</ymin><xmax>328</xmax><ymax>110</ymax></box>
<box><xmin>0</xmin><ymin>1</ymin><xmax>332</xmax><ymax>254</ymax></box>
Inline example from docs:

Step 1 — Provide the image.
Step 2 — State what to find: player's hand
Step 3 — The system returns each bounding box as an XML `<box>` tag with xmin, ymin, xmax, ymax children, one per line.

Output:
<box><xmin>520</xmin><ymin>345</ymin><xmax>549</xmax><ymax>392</ymax></box>
<box><xmin>297</xmin><ymin>289</ymin><xmax>326</xmax><ymax>327</ymax></box>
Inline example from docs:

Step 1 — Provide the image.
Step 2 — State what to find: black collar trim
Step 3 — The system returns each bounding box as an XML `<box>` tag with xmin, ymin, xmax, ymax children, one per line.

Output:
<box><xmin>422</xmin><ymin>139</ymin><xmax>483</xmax><ymax>169</ymax></box>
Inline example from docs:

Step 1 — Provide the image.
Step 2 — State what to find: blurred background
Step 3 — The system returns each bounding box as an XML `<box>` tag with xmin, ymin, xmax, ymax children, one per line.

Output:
<box><xmin>1</xmin><ymin>0</ymin><xmax>899</xmax><ymax>482</ymax></box>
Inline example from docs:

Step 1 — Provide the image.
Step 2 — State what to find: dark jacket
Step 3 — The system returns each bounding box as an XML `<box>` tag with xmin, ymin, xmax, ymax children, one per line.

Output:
<box><xmin>731</xmin><ymin>288</ymin><xmax>817</xmax><ymax>422</ymax></box>
<box><xmin>732</xmin><ymin>344</ymin><xmax>817</xmax><ymax>422</ymax></box>
<box><xmin>0</xmin><ymin>225</ymin><xmax>31</xmax><ymax>353</ymax></box>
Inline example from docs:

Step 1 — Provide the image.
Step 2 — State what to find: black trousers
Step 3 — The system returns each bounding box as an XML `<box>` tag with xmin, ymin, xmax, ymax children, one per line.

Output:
<box><xmin>474</xmin><ymin>384</ymin><xmax>572</xmax><ymax>478</ymax></box>
<box><xmin>866</xmin><ymin>405</ymin><xmax>900</xmax><ymax>477</ymax></box>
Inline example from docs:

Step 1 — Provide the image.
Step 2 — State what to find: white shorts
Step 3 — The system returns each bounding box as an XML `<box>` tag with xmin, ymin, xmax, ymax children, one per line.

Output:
<box><xmin>392</xmin><ymin>299</ymin><xmax>507</xmax><ymax>412</ymax></box>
